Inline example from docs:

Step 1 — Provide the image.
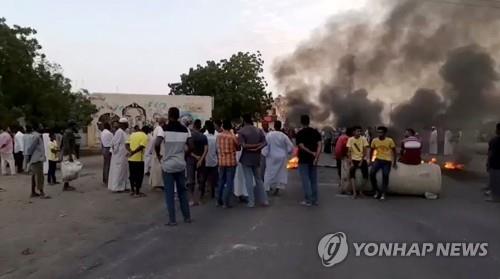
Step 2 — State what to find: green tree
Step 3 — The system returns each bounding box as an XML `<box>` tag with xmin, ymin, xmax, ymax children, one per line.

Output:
<box><xmin>0</xmin><ymin>18</ymin><xmax>96</xmax><ymax>128</ymax></box>
<box><xmin>171</xmin><ymin>51</ymin><xmax>273</xmax><ymax>120</ymax></box>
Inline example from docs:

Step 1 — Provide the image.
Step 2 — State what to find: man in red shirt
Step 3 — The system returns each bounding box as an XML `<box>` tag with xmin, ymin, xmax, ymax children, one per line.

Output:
<box><xmin>216</xmin><ymin>120</ymin><xmax>240</xmax><ymax>208</ymax></box>
<box><xmin>399</xmin><ymin>128</ymin><xmax>422</xmax><ymax>165</ymax></box>
<box><xmin>335</xmin><ymin>127</ymin><xmax>353</xmax><ymax>192</ymax></box>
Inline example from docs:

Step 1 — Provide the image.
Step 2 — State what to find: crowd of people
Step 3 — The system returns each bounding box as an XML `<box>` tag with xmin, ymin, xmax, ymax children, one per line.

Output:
<box><xmin>2</xmin><ymin>107</ymin><xmax>500</xmax><ymax>224</ymax></box>
<box><xmin>0</xmin><ymin>122</ymin><xmax>80</xmax><ymax>197</ymax></box>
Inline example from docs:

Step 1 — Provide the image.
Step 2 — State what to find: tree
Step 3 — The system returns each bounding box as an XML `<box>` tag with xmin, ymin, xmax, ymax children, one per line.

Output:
<box><xmin>0</xmin><ymin>18</ymin><xmax>97</xmax><ymax>129</ymax></box>
<box><xmin>171</xmin><ymin>51</ymin><xmax>273</xmax><ymax>120</ymax></box>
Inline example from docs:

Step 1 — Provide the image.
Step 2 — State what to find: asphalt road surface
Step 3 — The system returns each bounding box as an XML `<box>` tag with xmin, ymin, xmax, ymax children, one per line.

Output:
<box><xmin>51</xmin><ymin>166</ymin><xmax>500</xmax><ymax>279</ymax></box>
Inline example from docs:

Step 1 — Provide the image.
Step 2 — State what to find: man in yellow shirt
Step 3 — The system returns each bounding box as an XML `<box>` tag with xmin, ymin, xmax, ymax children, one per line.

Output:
<box><xmin>369</xmin><ymin>126</ymin><xmax>397</xmax><ymax>201</ymax></box>
<box><xmin>346</xmin><ymin>126</ymin><xmax>369</xmax><ymax>199</ymax></box>
<box><xmin>126</xmin><ymin>126</ymin><xmax>149</xmax><ymax>197</ymax></box>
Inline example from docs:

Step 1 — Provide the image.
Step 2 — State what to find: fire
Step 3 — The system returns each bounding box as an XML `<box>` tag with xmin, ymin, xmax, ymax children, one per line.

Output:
<box><xmin>287</xmin><ymin>157</ymin><xmax>299</xmax><ymax>169</ymax></box>
<box><xmin>428</xmin><ymin>157</ymin><xmax>438</xmax><ymax>164</ymax></box>
<box><xmin>371</xmin><ymin>150</ymin><xmax>377</xmax><ymax>162</ymax></box>
<box><xmin>443</xmin><ymin>161</ymin><xmax>465</xmax><ymax>170</ymax></box>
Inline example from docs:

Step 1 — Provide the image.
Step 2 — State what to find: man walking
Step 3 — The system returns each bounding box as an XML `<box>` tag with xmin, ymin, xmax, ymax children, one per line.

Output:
<box><xmin>238</xmin><ymin>114</ymin><xmax>269</xmax><ymax>208</ymax></box>
<box><xmin>486</xmin><ymin>123</ymin><xmax>500</xmax><ymax>202</ymax></box>
<box><xmin>216</xmin><ymin>120</ymin><xmax>239</xmax><ymax>208</ymax></box>
<box><xmin>14</xmin><ymin>126</ymin><xmax>24</xmax><ymax>173</ymax></box>
<box><xmin>296</xmin><ymin>115</ymin><xmax>322</xmax><ymax>206</ymax></box>
<box><xmin>0</xmin><ymin>126</ymin><xmax>15</xmax><ymax>175</ymax></box>
<box><xmin>100</xmin><ymin>122</ymin><xmax>113</xmax><ymax>185</ymax></box>
<box><xmin>108</xmin><ymin>118</ymin><xmax>130</xmax><ymax>192</ymax></box>
<box><xmin>370</xmin><ymin>126</ymin><xmax>398</xmax><ymax>201</ymax></box>
<box><xmin>126</xmin><ymin>125</ymin><xmax>149</xmax><ymax>197</ymax></box>
<box><xmin>27</xmin><ymin>124</ymin><xmax>49</xmax><ymax>198</ymax></box>
<box><xmin>47</xmin><ymin>133</ymin><xmax>60</xmax><ymax>185</ymax></box>
<box><xmin>155</xmin><ymin>107</ymin><xmax>192</xmax><ymax>226</ymax></box>
<box><xmin>203</xmin><ymin>121</ymin><xmax>219</xmax><ymax>199</ymax></box>
<box><xmin>347</xmin><ymin>126</ymin><xmax>369</xmax><ymax>199</ymax></box>
<box><xmin>186</xmin><ymin>119</ymin><xmax>208</xmax><ymax>206</ymax></box>
<box><xmin>262</xmin><ymin>120</ymin><xmax>294</xmax><ymax>195</ymax></box>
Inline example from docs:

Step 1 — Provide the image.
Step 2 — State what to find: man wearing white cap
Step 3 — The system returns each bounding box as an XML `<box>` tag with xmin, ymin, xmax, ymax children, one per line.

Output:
<box><xmin>108</xmin><ymin>118</ymin><xmax>130</xmax><ymax>192</ymax></box>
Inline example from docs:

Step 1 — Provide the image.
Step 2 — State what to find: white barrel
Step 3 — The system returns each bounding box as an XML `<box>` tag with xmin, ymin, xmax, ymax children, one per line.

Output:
<box><xmin>355</xmin><ymin>163</ymin><xmax>442</xmax><ymax>195</ymax></box>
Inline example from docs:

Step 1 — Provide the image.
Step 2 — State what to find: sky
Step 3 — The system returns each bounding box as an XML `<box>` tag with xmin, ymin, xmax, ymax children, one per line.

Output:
<box><xmin>1</xmin><ymin>0</ymin><xmax>367</xmax><ymax>95</ymax></box>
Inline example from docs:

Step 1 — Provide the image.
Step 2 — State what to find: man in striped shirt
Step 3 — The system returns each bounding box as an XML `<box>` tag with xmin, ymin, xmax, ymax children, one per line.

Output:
<box><xmin>216</xmin><ymin>120</ymin><xmax>239</xmax><ymax>208</ymax></box>
<box><xmin>155</xmin><ymin>107</ymin><xmax>192</xmax><ymax>226</ymax></box>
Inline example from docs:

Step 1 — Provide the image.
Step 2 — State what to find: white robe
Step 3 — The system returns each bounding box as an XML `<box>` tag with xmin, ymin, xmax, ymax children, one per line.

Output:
<box><xmin>149</xmin><ymin>126</ymin><xmax>164</xmax><ymax>188</ymax></box>
<box><xmin>444</xmin><ymin>130</ymin><xmax>453</xmax><ymax>156</ymax></box>
<box><xmin>42</xmin><ymin>133</ymin><xmax>50</xmax><ymax>174</ymax></box>
<box><xmin>233</xmin><ymin>151</ymin><xmax>248</xmax><ymax>197</ymax></box>
<box><xmin>429</xmin><ymin>130</ymin><xmax>438</xmax><ymax>155</ymax></box>
<box><xmin>108</xmin><ymin>128</ymin><xmax>130</xmax><ymax>191</ymax></box>
<box><xmin>261</xmin><ymin>131</ymin><xmax>294</xmax><ymax>190</ymax></box>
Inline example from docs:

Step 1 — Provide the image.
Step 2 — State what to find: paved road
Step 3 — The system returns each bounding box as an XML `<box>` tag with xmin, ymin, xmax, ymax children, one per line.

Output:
<box><xmin>55</xmin><ymin>166</ymin><xmax>500</xmax><ymax>279</ymax></box>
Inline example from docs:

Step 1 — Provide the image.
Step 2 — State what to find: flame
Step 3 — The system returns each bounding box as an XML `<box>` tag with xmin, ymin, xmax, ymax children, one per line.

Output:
<box><xmin>428</xmin><ymin>157</ymin><xmax>438</xmax><ymax>164</ymax></box>
<box><xmin>443</xmin><ymin>161</ymin><xmax>465</xmax><ymax>170</ymax></box>
<box><xmin>371</xmin><ymin>150</ymin><xmax>377</xmax><ymax>162</ymax></box>
<box><xmin>287</xmin><ymin>157</ymin><xmax>299</xmax><ymax>169</ymax></box>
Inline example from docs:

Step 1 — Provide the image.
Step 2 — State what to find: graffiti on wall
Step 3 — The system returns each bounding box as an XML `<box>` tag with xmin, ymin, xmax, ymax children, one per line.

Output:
<box><xmin>92</xmin><ymin>95</ymin><xmax>210</xmax><ymax>128</ymax></box>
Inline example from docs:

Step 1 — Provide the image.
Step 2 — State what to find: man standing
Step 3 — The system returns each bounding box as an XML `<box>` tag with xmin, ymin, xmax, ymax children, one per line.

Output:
<box><xmin>155</xmin><ymin>107</ymin><xmax>192</xmax><ymax>226</ymax></box>
<box><xmin>429</xmin><ymin>126</ymin><xmax>438</xmax><ymax>155</ymax></box>
<box><xmin>486</xmin><ymin>123</ymin><xmax>500</xmax><ymax>202</ymax></box>
<box><xmin>335</xmin><ymin>128</ymin><xmax>350</xmax><ymax>191</ymax></box>
<box><xmin>0</xmin><ymin>126</ymin><xmax>15</xmax><ymax>175</ymax></box>
<box><xmin>100</xmin><ymin>122</ymin><xmax>113</xmax><ymax>185</ymax></box>
<box><xmin>61</xmin><ymin>122</ymin><xmax>78</xmax><ymax>191</ymax></box>
<box><xmin>108</xmin><ymin>118</ymin><xmax>130</xmax><ymax>192</ymax></box>
<box><xmin>216</xmin><ymin>120</ymin><xmax>239</xmax><ymax>208</ymax></box>
<box><xmin>14</xmin><ymin>127</ymin><xmax>24</xmax><ymax>173</ymax></box>
<box><xmin>347</xmin><ymin>126</ymin><xmax>369</xmax><ymax>199</ymax></box>
<box><xmin>444</xmin><ymin>129</ymin><xmax>454</xmax><ymax>156</ymax></box>
<box><xmin>23</xmin><ymin>125</ymin><xmax>35</xmax><ymax>172</ymax></box>
<box><xmin>262</xmin><ymin>121</ymin><xmax>294</xmax><ymax>195</ymax></box>
<box><xmin>296</xmin><ymin>115</ymin><xmax>322</xmax><ymax>206</ymax></box>
<box><xmin>27</xmin><ymin>124</ymin><xmax>49</xmax><ymax>198</ymax></box>
<box><xmin>370</xmin><ymin>126</ymin><xmax>398</xmax><ymax>201</ymax></box>
<box><xmin>186</xmin><ymin>119</ymin><xmax>208</xmax><ymax>206</ymax></box>
<box><xmin>203</xmin><ymin>121</ymin><xmax>219</xmax><ymax>199</ymax></box>
<box><xmin>400</xmin><ymin>128</ymin><xmax>422</xmax><ymax>165</ymax></box>
<box><xmin>126</xmin><ymin>125</ymin><xmax>149</xmax><ymax>197</ymax></box>
<box><xmin>238</xmin><ymin>114</ymin><xmax>269</xmax><ymax>208</ymax></box>
<box><xmin>47</xmin><ymin>133</ymin><xmax>60</xmax><ymax>185</ymax></box>
<box><xmin>149</xmin><ymin>117</ymin><xmax>166</xmax><ymax>189</ymax></box>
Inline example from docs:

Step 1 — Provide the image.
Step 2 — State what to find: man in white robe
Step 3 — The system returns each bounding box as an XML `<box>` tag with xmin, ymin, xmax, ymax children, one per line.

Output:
<box><xmin>108</xmin><ymin>118</ymin><xmax>130</xmax><ymax>192</ymax></box>
<box><xmin>444</xmin><ymin>129</ymin><xmax>454</xmax><ymax>156</ymax></box>
<box><xmin>149</xmin><ymin>117</ymin><xmax>166</xmax><ymax>189</ymax></box>
<box><xmin>429</xmin><ymin>127</ymin><xmax>438</xmax><ymax>155</ymax></box>
<box><xmin>261</xmin><ymin>121</ymin><xmax>294</xmax><ymax>195</ymax></box>
<box><xmin>143</xmin><ymin>126</ymin><xmax>153</xmax><ymax>175</ymax></box>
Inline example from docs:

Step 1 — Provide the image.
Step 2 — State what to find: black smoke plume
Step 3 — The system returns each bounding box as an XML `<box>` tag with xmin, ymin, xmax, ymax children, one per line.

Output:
<box><xmin>274</xmin><ymin>0</ymin><xmax>500</xmax><ymax>129</ymax></box>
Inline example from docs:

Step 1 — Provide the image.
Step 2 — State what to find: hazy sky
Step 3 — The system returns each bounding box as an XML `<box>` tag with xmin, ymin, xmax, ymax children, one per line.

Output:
<box><xmin>2</xmin><ymin>0</ymin><xmax>367</xmax><ymax>95</ymax></box>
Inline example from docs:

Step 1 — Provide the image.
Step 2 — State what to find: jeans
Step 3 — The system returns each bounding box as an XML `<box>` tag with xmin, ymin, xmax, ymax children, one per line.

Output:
<box><xmin>47</xmin><ymin>160</ymin><xmax>57</xmax><ymax>184</ymax></box>
<box><xmin>241</xmin><ymin>164</ymin><xmax>269</xmax><ymax>207</ymax></box>
<box><xmin>163</xmin><ymin>171</ymin><xmax>191</xmax><ymax>223</ymax></box>
<box><xmin>370</xmin><ymin>159</ymin><xmax>392</xmax><ymax>194</ymax></box>
<box><xmin>217</xmin><ymin>166</ymin><xmax>236</xmax><ymax>206</ymax></box>
<box><xmin>186</xmin><ymin>162</ymin><xmax>205</xmax><ymax>203</ymax></box>
<box><xmin>298</xmin><ymin>164</ymin><xmax>318</xmax><ymax>204</ymax></box>
<box><xmin>129</xmin><ymin>161</ymin><xmax>145</xmax><ymax>193</ymax></box>
<box><xmin>202</xmin><ymin>166</ymin><xmax>219</xmax><ymax>198</ymax></box>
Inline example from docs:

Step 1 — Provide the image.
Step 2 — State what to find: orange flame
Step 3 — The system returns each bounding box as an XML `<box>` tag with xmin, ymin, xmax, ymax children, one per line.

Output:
<box><xmin>287</xmin><ymin>157</ymin><xmax>299</xmax><ymax>169</ymax></box>
<box><xmin>428</xmin><ymin>157</ymin><xmax>438</xmax><ymax>164</ymax></box>
<box><xmin>443</xmin><ymin>161</ymin><xmax>465</xmax><ymax>170</ymax></box>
